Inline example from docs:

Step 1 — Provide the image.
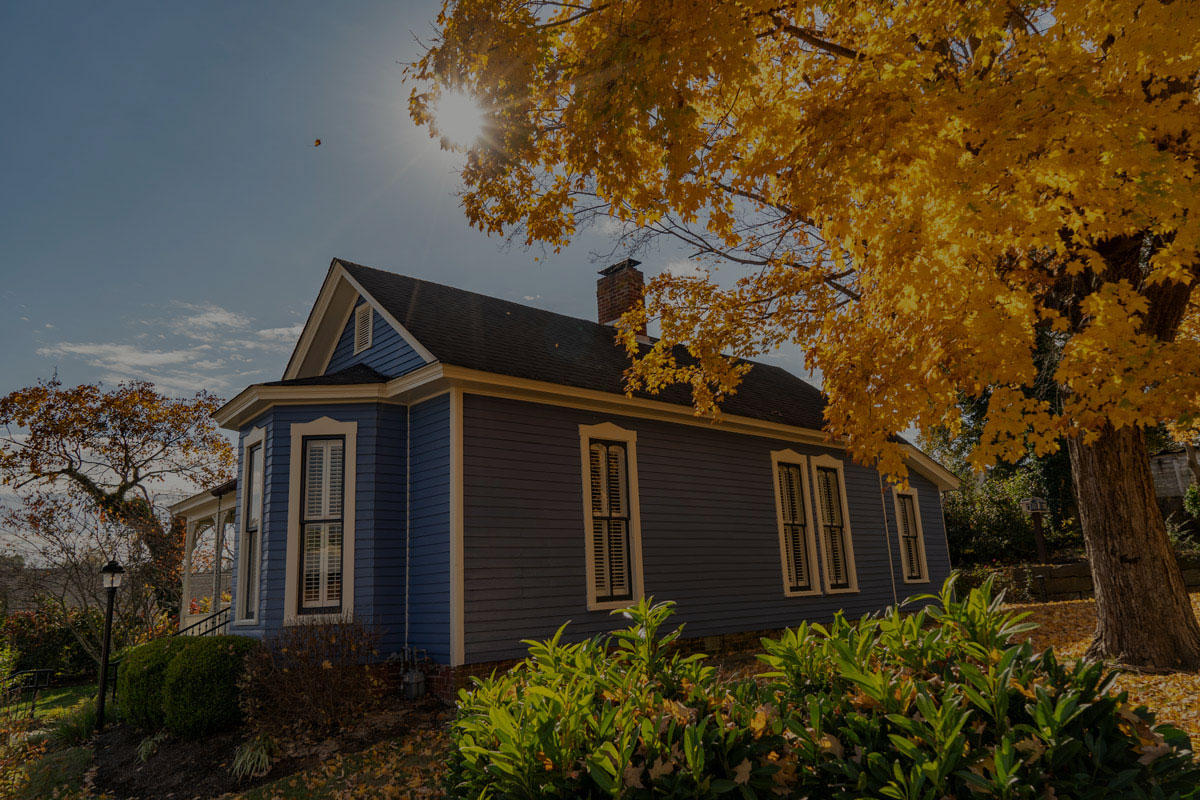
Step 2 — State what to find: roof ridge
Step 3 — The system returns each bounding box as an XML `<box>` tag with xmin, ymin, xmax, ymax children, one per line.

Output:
<box><xmin>334</xmin><ymin>257</ymin><xmax>804</xmax><ymax>377</ymax></box>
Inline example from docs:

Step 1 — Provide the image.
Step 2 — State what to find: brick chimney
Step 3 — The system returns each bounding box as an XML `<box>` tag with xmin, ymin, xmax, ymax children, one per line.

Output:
<box><xmin>596</xmin><ymin>258</ymin><xmax>646</xmax><ymax>335</ymax></box>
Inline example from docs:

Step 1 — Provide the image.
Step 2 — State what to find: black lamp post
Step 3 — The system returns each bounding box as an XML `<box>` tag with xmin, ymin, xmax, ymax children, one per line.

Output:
<box><xmin>96</xmin><ymin>559</ymin><xmax>124</xmax><ymax>732</ymax></box>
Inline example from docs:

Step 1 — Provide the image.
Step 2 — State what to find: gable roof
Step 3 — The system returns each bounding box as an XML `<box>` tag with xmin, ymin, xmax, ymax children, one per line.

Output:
<box><xmin>239</xmin><ymin>257</ymin><xmax>957</xmax><ymax>489</ymax></box>
<box><xmin>336</xmin><ymin>259</ymin><xmax>829</xmax><ymax>432</ymax></box>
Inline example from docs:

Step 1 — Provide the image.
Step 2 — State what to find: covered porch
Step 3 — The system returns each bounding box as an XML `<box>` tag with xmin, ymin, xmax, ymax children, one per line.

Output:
<box><xmin>169</xmin><ymin>479</ymin><xmax>237</xmax><ymax>633</ymax></box>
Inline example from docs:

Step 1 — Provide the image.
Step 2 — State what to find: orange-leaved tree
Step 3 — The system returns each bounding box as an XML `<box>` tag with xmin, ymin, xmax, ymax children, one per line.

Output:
<box><xmin>409</xmin><ymin>0</ymin><xmax>1200</xmax><ymax>668</ymax></box>
<box><xmin>0</xmin><ymin>380</ymin><xmax>233</xmax><ymax>620</ymax></box>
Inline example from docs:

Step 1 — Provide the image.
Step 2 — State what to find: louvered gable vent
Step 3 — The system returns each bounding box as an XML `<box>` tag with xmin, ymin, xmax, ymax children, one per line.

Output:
<box><xmin>353</xmin><ymin>302</ymin><xmax>373</xmax><ymax>354</ymax></box>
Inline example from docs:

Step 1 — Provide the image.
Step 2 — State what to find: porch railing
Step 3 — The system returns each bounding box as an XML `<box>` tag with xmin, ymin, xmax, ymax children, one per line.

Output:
<box><xmin>176</xmin><ymin>606</ymin><xmax>231</xmax><ymax>638</ymax></box>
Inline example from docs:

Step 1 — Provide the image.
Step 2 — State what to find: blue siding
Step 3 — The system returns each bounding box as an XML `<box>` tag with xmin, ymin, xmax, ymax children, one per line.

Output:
<box><xmin>373</xmin><ymin>404</ymin><xmax>408</xmax><ymax>654</ymax></box>
<box><xmin>228</xmin><ymin>404</ymin><xmax>399</xmax><ymax>644</ymax></box>
<box><xmin>406</xmin><ymin>394</ymin><xmax>452</xmax><ymax>663</ymax></box>
<box><xmin>460</xmin><ymin>394</ymin><xmax>953</xmax><ymax>663</ymax></box>
<box><xmin>325</xmin><ymin>298</ymin><xmax>426</xmax><ymax>377</ymax></box>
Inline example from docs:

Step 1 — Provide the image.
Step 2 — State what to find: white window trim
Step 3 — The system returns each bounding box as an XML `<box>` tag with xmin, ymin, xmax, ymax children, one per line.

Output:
<box><xmin>234</xmin><ymin>426</ymin><xmax>265</xmax><ymax>624</ymax></box>
<box><xmin>284</xmin><ymin>417</ymin><xmax>357</xmax><ymax>625</ymax></box>
<box><xmin>810</xmin><ymin>453</ymin><xmax>859</xmax><ymax>594</ymax></box>
<box><xmin>353</xmin><ymin>302</ymin><xmax>373</xmax><ymax>355</ymax></box>
<box><xmin>770</xmin><ymin>449</ymin><xmax>822</xmax><ymax>598</ymax></box>
<box><xmin>892</xmin><ymin>485</ymin><xmax>931</xmax><ymax>584</ymax></box>
<box><xmin>579</xmin><ymin>422</ymin><xmax>645</xmax><ymax>611</ymax></box>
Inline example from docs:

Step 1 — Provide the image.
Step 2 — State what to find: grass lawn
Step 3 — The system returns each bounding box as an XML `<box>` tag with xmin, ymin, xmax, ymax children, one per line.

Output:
<box><xmin>1010</xmin><ymin>592</ymin><xmax>1200</xmax><ymax>739</ymax></box>
<box><xmin>3</xmin><ymin>682</ymin><xmax>96</xmax><ymax>720</ymax></box>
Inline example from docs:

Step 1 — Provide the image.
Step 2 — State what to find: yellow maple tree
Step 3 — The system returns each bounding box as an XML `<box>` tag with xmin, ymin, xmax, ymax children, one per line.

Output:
<box><xmin>409</xmin><ymin>0</ymin><xmax>1200</xmax><ymax>669</ymax></box>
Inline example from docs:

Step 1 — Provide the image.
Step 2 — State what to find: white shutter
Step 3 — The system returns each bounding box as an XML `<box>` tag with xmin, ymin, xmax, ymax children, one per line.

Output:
<box><xmin>303</xmin><ymin>524</ymin><xmax>323</xmax><ymax>606</ymax></box>
<box><xmin>353</xmin><ymin>303</ymin><xmax>373</xmax><ymax>354</ymax></box>
<box><xmin>327</xmin><ymin>440</ymin><xmax>344</xmax><ymax>516</ymax></box>
<box><xmin>305</xmin><ymin>442</ymin><xmax>326</xmax><ymax>517</ymax></box>
<box><xmin>326</xmin><ymin>523</ymin><xmax>343</xmax><ymax>603</ymax></box>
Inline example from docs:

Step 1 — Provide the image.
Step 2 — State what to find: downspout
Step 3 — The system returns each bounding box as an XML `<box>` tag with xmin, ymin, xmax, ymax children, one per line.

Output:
<box><xmin>405</xmin><ymin>404</ymin><xmax>411</xmax><ymax>649</ymax></box>
<box><xmin>879</xmin><ymin>473</ymin><xmax>899</xmax><ymax>606</ymax></box>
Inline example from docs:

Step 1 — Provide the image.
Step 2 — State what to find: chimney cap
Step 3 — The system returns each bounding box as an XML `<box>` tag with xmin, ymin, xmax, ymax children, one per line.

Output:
<box><xmin>598</xmin><ymin>258</ymin><xmax>642</xmax><ymax>277</ymax></box>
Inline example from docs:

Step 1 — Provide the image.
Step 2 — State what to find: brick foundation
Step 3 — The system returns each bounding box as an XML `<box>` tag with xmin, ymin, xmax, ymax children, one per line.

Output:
<box><xmin>421</xmin><ymin>626</ymin><xmax>788</xmax><ymax>704</ymax></box>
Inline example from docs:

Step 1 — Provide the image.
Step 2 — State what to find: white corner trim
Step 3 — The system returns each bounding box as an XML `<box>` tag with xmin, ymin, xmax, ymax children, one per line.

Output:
<box><xmin>579</xmin><ymin>422</ymin><xmax>645</xmax><ymax>612</ymax></box>
<box><xmin>283</xmin><ymin>417</ymin><xmax>357</xmax><ymax>626</ymax></box>
<box><xmin>449</xmin><ymin>388</ymin><xmax>465</xmax><ymax>666</ymax></box>
<box><xmin>810</xmin><ymin>453</ymin><xmax>860</xmax><ymax>594</ymax></box>
<box><xmin>892</xmin><ymin>485</ymin><xmax>931</xmax><ymax>584</ymax></box>
<box><xmin>770</xmin><ymin>449</ymin><xmax>822</xmax><ymax>598</ymax></box>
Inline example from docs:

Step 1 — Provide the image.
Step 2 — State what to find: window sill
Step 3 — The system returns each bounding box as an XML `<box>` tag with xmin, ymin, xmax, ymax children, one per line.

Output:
<box><xmin>782</xmin><ymin>588</ymin><xmax>823</xmax><ymax>598</ymax></box>
<box><xmin>285</xmin><ymin>610</ymin><xmax>351</xmax><ymax>626</ymax></box>
<box><xmin>587</xmin><ymin>598</ymin><xmax>638</xmax><ymax>613</ymax></box>
<box><xmin>824</xmin><ymin>586</ymin><xmax>860</xmax><ymax>595</ymax></box>
<box><xmin>901</xmin><ymin>578</ymin><xmax>931</xmax><ymax>585</ymax></box>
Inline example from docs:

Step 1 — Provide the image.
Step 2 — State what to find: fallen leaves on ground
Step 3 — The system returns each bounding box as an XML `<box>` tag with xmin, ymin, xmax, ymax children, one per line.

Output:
<box><xmin>231</xmin><ymin>706</ymin><xmax>452</xmax><ymax>800</ymax></box>
<box><xmin>1009</xmin><ymin>593</ymin><xmax>1200</xmax><ymax>739</ymax></box>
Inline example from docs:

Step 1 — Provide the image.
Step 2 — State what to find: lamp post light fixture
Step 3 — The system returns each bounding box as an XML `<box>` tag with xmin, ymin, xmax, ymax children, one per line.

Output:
<box><xmin>96</xmin><ymin>559</ymin><xmax>124</xmax><ymax>732</ymax></box>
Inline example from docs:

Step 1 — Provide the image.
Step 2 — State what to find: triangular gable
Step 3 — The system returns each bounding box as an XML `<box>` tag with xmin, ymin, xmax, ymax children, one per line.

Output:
<box><xmin>282</xmin><ymin>259</ymin><xmax>436</xmax><ymax>381</ymax></box>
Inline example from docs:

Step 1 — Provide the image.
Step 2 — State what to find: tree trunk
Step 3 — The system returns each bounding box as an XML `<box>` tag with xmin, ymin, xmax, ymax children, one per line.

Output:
<box><xmin>1069</xmin><ymin>424</ymin><xmax>1200</xmax><ymax>670</ymax></box>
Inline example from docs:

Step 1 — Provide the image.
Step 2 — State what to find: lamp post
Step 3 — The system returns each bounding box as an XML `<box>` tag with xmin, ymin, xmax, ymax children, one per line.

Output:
<box><xmin>96</xmin><ymin>559</ymin><xmax>124</xmax><ymax>732</ymax></box>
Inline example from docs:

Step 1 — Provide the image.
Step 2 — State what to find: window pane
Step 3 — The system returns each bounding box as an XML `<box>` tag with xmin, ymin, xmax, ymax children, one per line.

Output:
<box><xmin>326</xmin><ymin>523</ymin><xmax>343</xmax><ymax>603</ymax></box>
<box><xmin>327</xmin><ymin>441</ymin><xmax>344</xmax><ymax>516</ymax></box>
<box><xmin>246</xmin><ymin>444</ymin><xmax>262</xmax><ymax>529</ymax></box>
<box><xmin>589</xmin><ymin>444</ymin><xmax>606</xmax><ymax>515</ymax></box>
<box><xmin>305</xmin><ymin>442</ymin><xmax>326</xmax><ymax>518</ymax></box>
<box><xmin>302</xmin><ymin>523</ymin><xmax>323</xmax><ymax>606</ymax></box>
<box><xmin>607</xmin><ymin>519</ymin><xmax>629</xmax><ymax>598</ymax></box>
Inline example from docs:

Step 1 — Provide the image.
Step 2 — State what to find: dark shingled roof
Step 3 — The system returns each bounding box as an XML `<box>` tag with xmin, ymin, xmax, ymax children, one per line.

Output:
<box><xmin>337</xmin><ymin>259</ymin><xmax>830</xmax><ymax>431</ymax></box>
<box><xmin>265</xmin><ymin>364</ymin><xmax>389</xmax><ymax>387</ymax></box>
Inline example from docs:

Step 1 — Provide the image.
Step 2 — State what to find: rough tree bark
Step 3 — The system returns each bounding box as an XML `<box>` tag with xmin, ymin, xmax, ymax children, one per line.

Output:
<box><xmin>1069</xmin><ymin>425</ymin><xmax>1200</xmax><ymax>670</ymax></box>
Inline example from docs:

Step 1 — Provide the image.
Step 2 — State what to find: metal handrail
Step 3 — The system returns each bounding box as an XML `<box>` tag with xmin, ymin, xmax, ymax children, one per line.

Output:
<box><xmin>175</xmin><ymin>606</ymin><xmax>231</xmax><ymax>638</ymax></box>
<box><xmin>1</xmin><ymin>669</ymin><xmax>54</xmax><ymax>718</ymax></box>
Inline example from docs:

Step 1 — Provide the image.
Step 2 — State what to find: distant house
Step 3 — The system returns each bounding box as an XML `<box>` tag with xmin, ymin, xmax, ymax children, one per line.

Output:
<box><xmin>1150</xmin><ymin>444</ymin><xmax>1196</xmax><ymax>520</ymax></box>
<box><xmin>171</xmin><ymin>258</ymin><xmax>958</xmax><ymax>695</ymax></box>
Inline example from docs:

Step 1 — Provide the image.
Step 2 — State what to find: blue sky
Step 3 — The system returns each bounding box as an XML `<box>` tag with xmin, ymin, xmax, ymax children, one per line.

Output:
<box><xmin>0</xmin><ymin>2</ymin><xmax>802</xmax><ymax>399</ymax></box>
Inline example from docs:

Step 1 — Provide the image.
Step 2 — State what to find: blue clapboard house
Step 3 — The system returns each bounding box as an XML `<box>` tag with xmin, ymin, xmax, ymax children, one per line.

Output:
<box><xmin>171</xmin><ymin>258</ymin><xmax>958</xmax><ymax>693</ymax></box>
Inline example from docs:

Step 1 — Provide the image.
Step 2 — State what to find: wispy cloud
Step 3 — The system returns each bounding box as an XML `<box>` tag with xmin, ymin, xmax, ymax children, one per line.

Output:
<box><xmin>663</xmin><ymin>259</ymin><xmax>706</xmax><ymax>279</ymax></box>
<box><xmin>35</xmin><ymin>305</ymin><xmax>305</xmax><ymax>397</ymax></box>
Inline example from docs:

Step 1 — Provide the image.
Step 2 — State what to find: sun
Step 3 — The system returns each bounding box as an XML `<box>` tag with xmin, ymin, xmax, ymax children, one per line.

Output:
<box><xmin>433</xmin><ymin>91</ymin><xmax>485</xmax><ymax>149</ymax></box>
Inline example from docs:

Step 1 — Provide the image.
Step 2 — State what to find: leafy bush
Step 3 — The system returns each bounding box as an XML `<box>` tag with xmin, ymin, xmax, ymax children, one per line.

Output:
<box><xmin>0</xmin><ymin>606</ymin><xmax>97</xmax><ymax>683</ymax></box>
<box><xmin>450</xmin><ymin>599</ymin><xmax>790</xmax><ymax>798</ymax></box>
<box><xmin>162</xmin><ymin>636</ymin><xmax>259</xmax><ymax>738</ymax></box>
<box><xmin>117</xmin><ymin>637</ymin><xmax>194</xmax><ymax>731</ymax></box>
<box><xmin>1185</xmin><ymin>483</ymin><xmax>1200</xmax><ymax>519</ymax></box>
<box><xmin>448</xmin><ymin>581</ymin><xmax>1200</xmax><ymax>799</ymax></box>
<box><xmin>238</xmin><ymin>615</ymin><xmax>382</xmax><ymax>736</ymax></box>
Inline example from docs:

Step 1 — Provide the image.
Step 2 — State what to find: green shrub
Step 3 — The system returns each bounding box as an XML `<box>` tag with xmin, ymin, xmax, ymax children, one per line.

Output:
<box><xmin>117</xmin><ymin>637</ymin><xmax>194</xmax><ymax>731</ymax></box>
<box><xmin>0</xmin><ymin>605</ymin><xmax>97</xmax><ymax>683</ymax></box>
<box><xmin>450</xmin><ymin>599</ymin><xmax>794</xmax><ymax>799</ymax></box>
<box><xmin>162</xmin><ymin>636</ymin><xmax>259</xmax><ymax>738</ymax></box>
<box><xmin>448</xmin><ymin>580</ymin><xmax>1200</xmax><ymax>799</ymax></box>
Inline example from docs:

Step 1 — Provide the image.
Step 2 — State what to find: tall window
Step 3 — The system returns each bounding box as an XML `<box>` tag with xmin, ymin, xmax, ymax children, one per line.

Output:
<box><xmin>239</xmin><ymin>440</ymin><xmax>263</xmax><ymax>621</ymax></box>
<box><xmin>894</xmin><ymin>488</ymin><xmax>929</xmax><ymax>583</ymax></box>
<box><xmin>588</xmin><ymin>441</ymin><xmax>632</xmax><ymax>603</ymax></box>
<box><xmin>813</xmin><ymin>457</ymin><xmax>857</xmax><ymax>592</ymax></box>
<box><xmin>579</xmin><ymin>422</ymin><xmax>643</xmax><ymax>611</ymax></box>
<box><xmin>772</xmin><ymin>452</ymin><xmax>819</xmax><ymax>596</ymax></box>
<box><xmin>300</xmin><ymin>437</ymin><xmax>345</xmax><ymax>610</ymax></box>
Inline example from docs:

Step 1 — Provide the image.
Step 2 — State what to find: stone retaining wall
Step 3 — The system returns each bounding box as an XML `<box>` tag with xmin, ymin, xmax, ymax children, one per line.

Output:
<box><xmin>1014</xmin><ymin>557</ymin><xmax>1200</xmax><ymax>602</ymax></box>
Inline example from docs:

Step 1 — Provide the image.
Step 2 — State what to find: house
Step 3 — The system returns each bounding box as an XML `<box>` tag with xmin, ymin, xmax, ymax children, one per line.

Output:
<box><xmin>1150</xmin><ymin>444</ymin><xmax>1197</xmax><ymax>522</ymax></box>
<box><xmin>170</xmin><ymin>257</ymin><xmax>958</xmax><ymax>695</ymax></box>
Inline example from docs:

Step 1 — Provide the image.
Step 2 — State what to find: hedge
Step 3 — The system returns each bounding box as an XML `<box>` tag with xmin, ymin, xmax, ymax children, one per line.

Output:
<box><xmin>161</xmin><ymin>636</ymin><xmax>260</xmax><ymax>738</ymax></box>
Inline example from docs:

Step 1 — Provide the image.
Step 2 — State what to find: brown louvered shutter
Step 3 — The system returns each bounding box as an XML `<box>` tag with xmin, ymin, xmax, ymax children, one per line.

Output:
<box><xmin>897</xmin><ymin>494</ymin><xmax>923</xmax><ymax>580</ymax></box>
<box><xmin>588</xmin><ymin>441</ymin><xmax>633</xmax><ymax>602</ymax></box>
<box><xmin>776</xmin><ymin>463</ymin><xmax>812</xmax><ymax>592</ymax></box>
<box><xmin>816</xmin><ymin>467</ymin><xmax>850</xmax><ymax>589</ymax></box>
